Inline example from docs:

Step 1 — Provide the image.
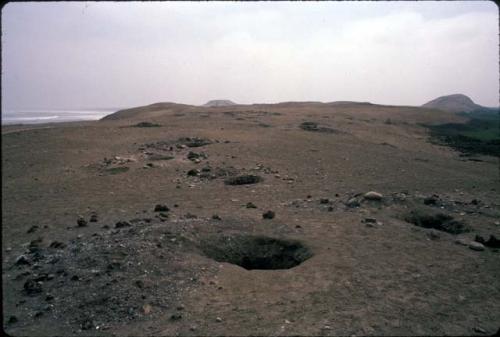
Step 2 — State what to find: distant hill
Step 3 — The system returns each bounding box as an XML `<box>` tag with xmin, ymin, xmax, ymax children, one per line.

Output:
<box><xmin>101</xmin><ymin>102</ymin><xmax>193</xmax><ymax>121</ymax></box>
<box><xmin>203</xmin><ymin>100</ymin><xmax>237</xmax><ymax>107</ymax></box>
<box><xmin>422</xmin><ymin>94</ymin><xmax>484</xmax><ymax>113</ymax></box>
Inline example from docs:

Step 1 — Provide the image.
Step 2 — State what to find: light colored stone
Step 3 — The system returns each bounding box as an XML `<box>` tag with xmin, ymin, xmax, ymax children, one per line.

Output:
<box><xmin>363</xmin><ymin>191</ymin><xmax>383</xmax><ymax>201</ymax></box>
<box><xmin>468</xmin><ymin>241</ymin><xmax>485</xmax><ymax>251</ymax></box>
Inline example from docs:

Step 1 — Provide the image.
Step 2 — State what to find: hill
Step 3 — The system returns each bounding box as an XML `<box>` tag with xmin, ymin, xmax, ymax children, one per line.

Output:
<box><xmin>203</xmin><ymin>100</ymin><xmax>237</xmax><ymax>107</ymax></box>
<box><xmin>422</xmin><ymin>94</ymin><xmax>483</xmax><ymax>113</ymax></box>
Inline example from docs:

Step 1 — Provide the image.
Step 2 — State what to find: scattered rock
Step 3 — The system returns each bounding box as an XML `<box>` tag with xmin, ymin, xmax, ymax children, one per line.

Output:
<box><xmin>346</xmin><ymin>198</ymin><xmax>360</xmax><ymax>208</ymax></box>
<box><xmin>262</xmin><ymin>211</ymin><xmax>275</xmax><ymax>219</ymax></box>
<box><xmin>170</xmin><ymin>313</ymin><xmax>182</xmax><ymax>321</ymax></box>
<box><xmin>23</xmin><ymin>279</ymin><xmax>42</xmax><ymax>295</ymax></box>
<box><xmin>424</xmin><ymin>195</ymin><xmax>439</xmax><ymax>205</ymax></box>
<box><xmin>81</xmin><ymin>318</ymin><xmax>94</xmax><ymax>330</ymax></box>
<box><xmin>77</xmin><ymin>216</ymin><xmax>87</xmax><ymax>227</ymax></box>
<box><xmin>27</xmin><ymin>225</ymin><xmax>39</xmax><ymax>234</ymax></box>
<box><xmin>224</xmin><ymin>175</ymin><xmax>263</xmax><ymax>185</ymax></box>
<box><xmin>469</xmin><ymin>242</ymin><xmax>485</xmax><ymax>251</ymax></box>
<box><xmin>246</xmin><ymin>202</ymin><xmax>257</xmax><ymax>209</ymax></box>
<box><xmin>187</xmin><ymin>169</ymin><xmax>200</xmax><ymax>177</ymax></box>
<box><xmin>49</xmin><ymin>241</ymin><xmax>66</xmax><ymax>249</ymax></box>
<box><xmin>154</xmin><ymin>204</ymin><xmax>170</xmax><ymax>212</ymax></box>
<box><xmin>115</xmin><ymin>221</ymin><xmax>131</xmax><ymax>228</ymax></box>
<box><xmin>455</xmin><ymin>238</ymin><xmax>469</xmax><ymax>246</ymax></box>
<box><xmin>363</xmin><ymin>191</ymin><xmax>383</xmax><ymax>201</ymax></box>
<box><xmin>15</xmin><ymin>255</ymin><xmax>31</xmax><ymax>266</ymax></box>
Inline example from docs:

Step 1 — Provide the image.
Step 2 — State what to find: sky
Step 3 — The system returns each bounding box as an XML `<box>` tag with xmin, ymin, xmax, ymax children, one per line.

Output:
<box><xmin>1</xmin><ymin>1</ymin><xmax>498</xmax><ymax>110</ymax></box>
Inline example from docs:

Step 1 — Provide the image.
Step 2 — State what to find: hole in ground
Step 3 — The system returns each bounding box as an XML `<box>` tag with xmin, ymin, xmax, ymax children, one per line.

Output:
<box><xmin>200</xmin><ymin>235</ymin><xmax>313</xmax><ymax>270</ymax></box>
<box><xmin>404</xmin><ymin>209</ymin><xmax>470</xmax><ymax>234</ymax></box>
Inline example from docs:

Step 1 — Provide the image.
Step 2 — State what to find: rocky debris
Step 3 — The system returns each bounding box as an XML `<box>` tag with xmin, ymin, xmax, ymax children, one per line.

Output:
<box><xmin>77</xmin><ymin>216</ymin><xmax>87</xmax><ymax>227</ymax></box>
<box><xmin>170</xmin><ymin>313</ymin><xmax>182</xmax><ymax>321</ymax></box>
<box><xmin>23</xmin><ymin>279</ymin><xmax>43</xmax><ymax>295</ymax></box>
<box><xmin>89</xmin><ymin>213</ymin><xmax>98</xmax><ymax>222</ymax></box>
<box><xmin>224</xmin><ymin>175</ymin><xmax>263</xmax><ymax>185</ymax></box>
<box><xmin>455</xmin><ymin>238</ymin><xmax>469</xmax><ymax>246</ymax></box>
<box><xmin>178</xmin><ymin>137</ymin><xmax>212</xmax><ymax>148</ymax></box>
<box><xmin>27</xmin><ymin>225</ymin><xmax>39</xmax><ymax>234</ymax></box>
<box><xmin>115</xmin><ymin>221</ymin><xmax>131</xmax><ymax>228</ymax></box>
<box><xmin>299</xmin><ymin>121</ymin><xmax>338</xmax><ymax>133</ymax></box>
<box><xmin>424</xmin><ymin>195</ymin><xmax>440</xmax><ymax>205</ymax></box>
<box><xmin>468</xmin><ymin>241</ymin><xmax>485</xmax><ymax>251</ymax></box>
<box><xmin>187</xmin><ymin>169</ymin><xmax>200</xmax><ymax>177</ymax></box>
<box><xmin>15</xmin><ymin>255</ymin><xmax>31</xmax><ymax>266</ymax></box>
<box><xmin>363</xmin><ymin>191</ymin><xmax>383</xmax><ymax>201</ymax></box>
<box><xmin>262</xmin><ymin>211</ymin><xmax>275</xmax><ymax>219</ymax></box>
<box><xmin>346</xmin><ymin>197</ymin><xmax>361</xmax><ymax>208</ymax></box>
<box><xmin>404</xmin><ymin>209</ymin><xmax>470</xmax><ymax>234</ymax></box>
<box><xmin>132</xmin><ymin>122</ymin><xmax>161</xmax><ymax>128</ymax></box>
<box><xmin>187</xmin><ymin>151</ymin><xmax>207</xmax><ymax>162</ymax></box>
<box><xmin>474</xmin><ymin>235</ymin><xmax>500</xmax><ymax>248</ymax></box>
<box><xmin>154</xmin><ymin>204</ymin><xmax>170</xmax><ymax>212</ymax></box>
<box><xmin>49</xmin><ymin>241</ymin><xmax>66</xmax><ymax>249</ymax></box>
<box><xmin>246</xmin><ymin>202</ymin><xmax>257</xmax><ymax>209</ymax></box>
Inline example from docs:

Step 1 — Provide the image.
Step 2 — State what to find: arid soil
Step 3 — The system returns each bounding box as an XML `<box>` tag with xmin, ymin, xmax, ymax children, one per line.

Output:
<box><xmin>2</xmin><ymin>102</ymin><xmax>500</xmax><ymax>336</ymax></box>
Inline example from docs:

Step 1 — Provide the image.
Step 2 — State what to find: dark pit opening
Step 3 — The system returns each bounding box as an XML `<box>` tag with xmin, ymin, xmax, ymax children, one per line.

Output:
<box><xmin>404</xmin><ymin>209</ymin><xmax>470</xmax><ymax>234</ymax></box>
<box><xmin>200</xmin><ymin>235</ymin><xmax>313</xmax><ymax>270</ymax></box>
<box><xmin>224</xmin><ymin>175</ymin><xmax>263</xmax><ymax>185</ymax></box>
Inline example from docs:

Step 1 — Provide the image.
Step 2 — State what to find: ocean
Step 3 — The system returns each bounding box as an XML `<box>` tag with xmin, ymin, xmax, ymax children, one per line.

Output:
<box><xmin>1</xmin><ymin>108</ymin><xmax>122</xmax><ymax>125</ymax></box>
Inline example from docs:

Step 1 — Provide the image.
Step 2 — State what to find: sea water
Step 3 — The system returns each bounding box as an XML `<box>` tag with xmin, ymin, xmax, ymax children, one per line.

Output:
<box><xmin>1</xmin><ymin>108</ymin><xmax>121</xmax><ymax>125</ymax></box>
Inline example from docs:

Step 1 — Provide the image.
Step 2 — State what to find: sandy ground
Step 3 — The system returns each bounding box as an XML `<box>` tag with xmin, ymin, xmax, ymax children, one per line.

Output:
<box><xmin>2</xmin><ymin>103</ymin><xmax>499</xmax><ymax>336</ymax></box>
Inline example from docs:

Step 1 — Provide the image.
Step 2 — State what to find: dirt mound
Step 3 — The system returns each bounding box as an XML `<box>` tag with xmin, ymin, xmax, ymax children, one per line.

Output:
<box><xmin>199</xmin><ymin>235</ymin><xmax>313</xmax><ymax>270</ymax></box>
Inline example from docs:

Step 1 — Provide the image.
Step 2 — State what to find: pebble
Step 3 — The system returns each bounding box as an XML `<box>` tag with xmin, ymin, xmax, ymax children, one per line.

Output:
<box><xmin>154</xmin><ymin>204</ymin><xmax>170</xmax><ymax>212</ymax></box>
<box><xmin>363</xmin><ymin>191</ymin><xmax>383</xmax><ymax>201</ymax></box>
<box><xmin>246</xmin><ymin>202</ymin><xmax>257</xmax><ymax>209</ymax></box>
<box><xmin>77</xmin><ymin>216</ymin><xmax>87</xmax><ymax>227</ymax></box>
<box><xmin>115</xmin><ymin>221</ymin><xmax>131</xmax><ymax>228</ymax></box>
<box><xmin>215</xmin><ymin>317</ymin><xmax>223</xmax><ymax>322</ymax></box>
<box><xmin>469</xmin><ymin>242</ymin><xmax>485</xmax><ymax>251</ymax></box>
<box><xmin>455</xmin><ymin>238</ymin><xmax>469</xmax><ymax>246</ymax></box>
<box><xmin>262</xmin><ymin>211</ymin><xmax>275</xmax><ymax>219</ymax></box>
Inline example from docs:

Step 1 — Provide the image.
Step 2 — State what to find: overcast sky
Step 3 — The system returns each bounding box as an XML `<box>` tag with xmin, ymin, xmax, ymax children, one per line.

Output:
<box><xmin>2</xmin><ymin>1</ymin><xmax>498</xmax><ymax>110</ymax></box>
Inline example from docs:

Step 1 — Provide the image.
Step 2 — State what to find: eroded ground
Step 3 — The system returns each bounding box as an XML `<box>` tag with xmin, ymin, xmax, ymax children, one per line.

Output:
<box><xmin>2</xmin><ymin>103</ymin><xmax>499</xmax><ymax>336</ymax></box>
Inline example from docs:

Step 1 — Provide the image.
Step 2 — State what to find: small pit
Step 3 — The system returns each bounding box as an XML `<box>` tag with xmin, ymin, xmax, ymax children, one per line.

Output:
<box><xmin>200</xmin><ymin>235</ymin><xmax>313</xmax><ymax>270</ymax></box>
<box><xmin>224</xmin><ymin>175</ymin><xmax>263</xmax><ymax>185</ymax></box>
<box><xmin>404</xmin><ymin>209</ymin><xmax>470</xmax><ymax>234</ymax></box>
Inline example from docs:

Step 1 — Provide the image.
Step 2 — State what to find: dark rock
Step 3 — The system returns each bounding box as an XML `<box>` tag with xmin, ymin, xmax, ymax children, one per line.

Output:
<box><xmin>319</xmin><ymin>198</ymin><xmax>330</xmax><ymax>204</ymax></box>
<box><xmin>135</xmin><ymin>280</ymin><xmax>144</xmax><ymax>289</ymax></box>
<box><xmin>246</xmin><ymin>202</ymin><xmax>257</xmax><ymax>209</ymax></box>
<box><xmin>424</xmin><ymin>195</ymin><xmax>439</xmax><ymax>205</ymax></box>
<box><xmin>7</xmin><ymin>316</ymin><xmax>18</xmax><ymax>324</ymax></box>
<box><xmin>77</xmin><ymin>216</ymin><xmax>87</xmax><ymax>227</ymax></box>
<box><xmin>49</xmin><ymin>241</ymin><xmax>66</xmax><ymax>249</ymax></box>
<box><xmin>212</xmin><ymin>214</ymin><xmax>222</xmax><ymax>220</ymax></box>
<box><xmin>27</xmin><ymin>225</ymin><xmax>39</xmax><ymax>234</ymax></box>
<box><xmin>71</xmin><ymin>275</ymin><xmax>80</xmax><ymax>281</ymax></box>
<box><xmin>485</xmin><ymin>235</ymin><xmax>500</xmax><ymax>248</ymax></box>
<box><xmin>327</xmin><ymin>206</ymin><xmax>334</xmax><ymax>212</ymax></box>
<box><xmin>45</xmin><ymin>294</ymin><xmax>54</xmax><ymax>301</ymax></box>
<box><xmin>346</xmin><ymin>198</ymin><xmax>360</xmax><ymax>208</ymax></box>
<box><xmin>15</xmin><ymin>255</ymin><xmax>31</xmax><ymax>266</ymax></box>
<box><xmin>262</xmin><ymin>211</ymin><xmax>275</xmax><ymax>219</ymax></box>
<box><xmin>34</xmin><ymin>311</ymin><xmax>44</xmax><ymax>318</ymax></box>
<box><xmin>154</xmin><ymin>204</ymin><xmax>170</xmax><ymax>212</ymax></box>
<box><xmin>364</xmin><ymin>218</ymin><xmax>377</xmax><ymax>223</ymax></box>
<box><xmin>404</xmin><ymin>210</ymin><xmax>470</xmax><ymax>234</ymax></box>
<box><xmin>81</xmin><ymin>318</ymin><xmax>94</xmax><ymax>330</ymax></box>
<box><xmin>475</xmin><ymin>235</ymin><xmax>486</xmax><ymax>244</ymax></box>
<box><xmin>23</xmin><ymin>279</ymin><xmax>42</xmax><ymax>295</ymax></box>
<box><xmin>89</xmin><ymin>213</ymin><xmax>98</xmax><ymax>222</ymax></box>
<box><xmin>184</xmin><ymin>213</ymin><xmax>197</xmax><ymax>219</ymax></box>
<box><xmin>470</xmin><ymin>199</ymin><xmax>480</xmax><ymax>205</ymax></box>
<box><xmin>187</xmin><ymin>152</ymin><xmax>200</xmax><ymax>160</ymax></box>
<box><xmin>224</xmin><ymin>175</ymin><xmax>263</xmax><ymax>185</ymax></box>
<box><xmin>29</xmin><ymin>238</ymin><xmax>43</xmax><ymax>248</ymax></box>
<box><xmin>115</xmin><ymin>221</ymin><xmax>131</xmax><ymax>228</ymax></box>
<box><xmin>170</xmin><ymin>313</ymin><xmax>182</xmax><ymax>321</ymax></box>
<box><xmin>187</xmin><ymin>169</ymin><xmax>199</xmax><ymax>176</ymax></box>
